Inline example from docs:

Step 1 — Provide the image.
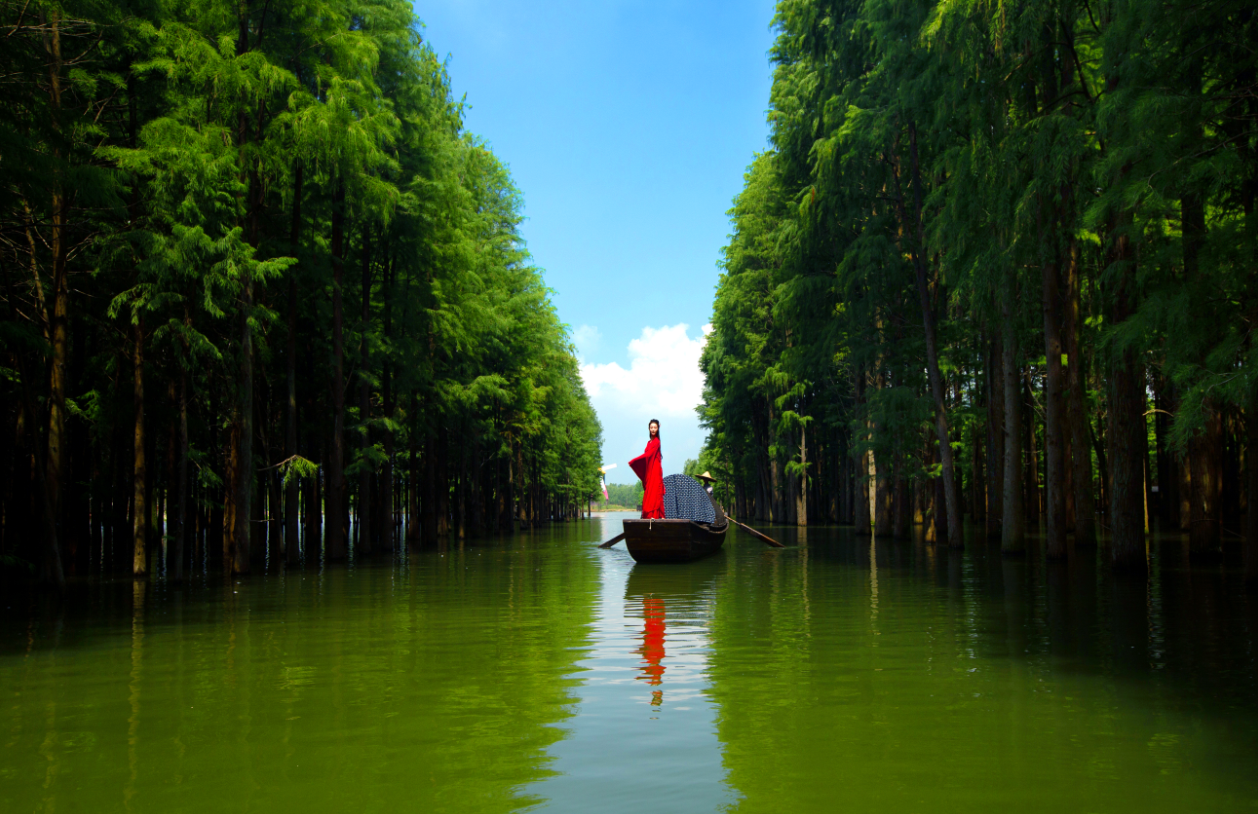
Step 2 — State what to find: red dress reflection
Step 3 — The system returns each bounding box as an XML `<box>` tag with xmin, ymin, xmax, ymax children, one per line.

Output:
<box><xmin>636</xmin><ymin>596</ymin><xmax>666</xmax><ymax>687</ymax></box>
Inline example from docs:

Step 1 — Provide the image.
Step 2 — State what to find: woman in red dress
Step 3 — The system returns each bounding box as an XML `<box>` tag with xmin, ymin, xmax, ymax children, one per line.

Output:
<box><xmin>629</xmin><ymin>419</ymin><xmax>665</xmax><ymax>519</ymax></box>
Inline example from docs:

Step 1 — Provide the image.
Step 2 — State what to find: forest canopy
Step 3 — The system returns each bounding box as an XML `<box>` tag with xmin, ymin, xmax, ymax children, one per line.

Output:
<box><xmin>0</xmin><ymin>0</ymin><xmax>603</xmax><ymax>587</ymax></box>
<box><xmin>698</xmin><ymin>0</ymin><xmax>1257</xmax><ymax>576</ymax></box>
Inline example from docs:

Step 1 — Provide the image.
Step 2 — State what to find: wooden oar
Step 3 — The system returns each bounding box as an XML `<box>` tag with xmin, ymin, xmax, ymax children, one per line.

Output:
<box><xmin>730</xmin><ymin>518</ymin><xmax>784</xmax><ymax>548</ymax></box>
<box><xmin>598</xmin><ymin>532</ymin><xmax>626</xmax><ymax>549</ymax></box>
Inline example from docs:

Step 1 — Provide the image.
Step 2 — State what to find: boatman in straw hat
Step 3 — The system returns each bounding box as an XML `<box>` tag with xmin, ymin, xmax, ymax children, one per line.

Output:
<box><xmin>695</xmin><ymin>472</ymin><xmax>726</xmax><ymax>525</ymax></box>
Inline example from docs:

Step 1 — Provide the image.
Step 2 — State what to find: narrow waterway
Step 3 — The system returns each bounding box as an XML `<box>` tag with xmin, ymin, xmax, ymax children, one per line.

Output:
<box><xmin>4</xmin><ymin>513</ymin><xmax>1258</xmax><ymax>813</ymax></box>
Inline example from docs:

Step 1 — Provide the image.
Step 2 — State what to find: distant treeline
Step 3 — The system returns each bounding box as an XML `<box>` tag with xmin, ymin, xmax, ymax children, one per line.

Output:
<box><xmin>1</xmin><ymin>0</ymin><xmax>602</xmax><ymax>588</ymax></box>
<box><xmin>697</xmin><ymin>0</ymin><xmax>1257</xmax><ymax>577</ymax></box>
<box><xmin>604</xmin><ymin>481</ymin><xmax>644</xmax><ymax>508</ymax></box>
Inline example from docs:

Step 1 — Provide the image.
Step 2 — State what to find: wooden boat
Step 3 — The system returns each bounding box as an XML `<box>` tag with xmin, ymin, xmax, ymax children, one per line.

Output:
<box><xmin>621</xmin><ymin>518</ymin><xmax>728</xmax><ymax>564</ymax></box>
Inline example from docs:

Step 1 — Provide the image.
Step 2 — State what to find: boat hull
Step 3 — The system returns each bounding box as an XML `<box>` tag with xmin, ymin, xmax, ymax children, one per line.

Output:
<box><xmin>622</xmin><ymin>518</ymin><xmax>727</xmax><ymax>564</ymax></box>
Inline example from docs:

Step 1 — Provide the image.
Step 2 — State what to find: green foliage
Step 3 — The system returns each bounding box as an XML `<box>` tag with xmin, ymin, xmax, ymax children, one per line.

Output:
<box><xmin>275</xmin><ymin>455</ymin><xmax>320</xmax><ymax>487</ymax></box>
<box><xmin>0</xmin><ymin>0</ymin><xmax>601</xmax><ymax>572</ymax></box>
<box><xmin>605</xmin><ymin>481</ymin><xmax>644</xmax><ymax>508</ymax></box>
<box><xmin>698</xmin><ymin>0</ymin><xmax>1257</xmax><ymax>524</ymax></box>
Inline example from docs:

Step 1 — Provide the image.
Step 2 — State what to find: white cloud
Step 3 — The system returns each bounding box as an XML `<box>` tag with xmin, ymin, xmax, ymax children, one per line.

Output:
<box><xmin>580</xmin><ymin>324</ymin><xmax>711</xmax><ymax>481</ymax></box>
<box><xmin>580</xmin><ymin>323</ymin><xmax>707</xmax><ymax>418</ymax></box>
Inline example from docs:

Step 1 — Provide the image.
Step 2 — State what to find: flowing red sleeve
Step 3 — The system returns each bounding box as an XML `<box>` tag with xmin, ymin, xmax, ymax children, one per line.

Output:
<box><xmin>629</xmin><ymin>438</ymin><xmax>665</xmax><ymax>519</ymax></box>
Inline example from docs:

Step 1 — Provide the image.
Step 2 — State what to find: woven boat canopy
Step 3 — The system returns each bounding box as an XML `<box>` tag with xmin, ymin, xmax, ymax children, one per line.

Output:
<box><xmin>661</xmin><ymin>474</ymin><xmax>717</xmax><ymax>524</ymax></box>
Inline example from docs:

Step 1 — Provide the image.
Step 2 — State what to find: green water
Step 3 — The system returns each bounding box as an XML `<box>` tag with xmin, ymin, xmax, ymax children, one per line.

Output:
<box><xmin>4</xmin><ymin>513</ymin><xmax>1258</xmax><ymax>813</ymax></box>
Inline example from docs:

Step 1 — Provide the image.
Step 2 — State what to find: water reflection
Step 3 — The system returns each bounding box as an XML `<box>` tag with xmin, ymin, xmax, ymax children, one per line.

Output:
<box><xmin>637</xmin><ymin>596</ymin><xmax>667</xmax><ymax>701</ymax></box>
<box><xmin>623</xmin><ymin>559</ymin><xmax>723</xmax><ymax>714</ymax></box>
<box><xmin>1</xmin><ymin>526</ymin><xmax>604</xmax><ymax>814</ymax></box>
<box><xmin>706</xmin><ymin>524</ymin><xmax>1258</xmax><ymax>812</ymax></box>
<box><xmin>4</xmin><ymin>519</ymin><xmax>1258</xmax><ymax>813</ymax></box>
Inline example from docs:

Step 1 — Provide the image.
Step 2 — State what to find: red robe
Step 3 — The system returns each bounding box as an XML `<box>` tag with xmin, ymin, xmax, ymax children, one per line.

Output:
<box><xmin>629</xmin><ymin>437</ymin><xmax>665</xmax><ymax>519</ymax></box>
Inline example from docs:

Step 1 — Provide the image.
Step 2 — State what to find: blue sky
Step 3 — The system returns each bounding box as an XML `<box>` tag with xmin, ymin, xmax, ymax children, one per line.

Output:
<box><xmin>415</xmin><ymin>0</ymin><xmax>777</xmax><ymax>482</ymax></box>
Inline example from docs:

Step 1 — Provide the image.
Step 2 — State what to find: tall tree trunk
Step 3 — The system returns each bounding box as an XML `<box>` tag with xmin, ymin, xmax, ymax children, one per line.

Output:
<box><xmin>1041</xmin><ymin>235</ymin><xmax>1067</xmax><ymax>559</ymax></box>
<box><xmin>1153</xmin><ymin>381</ymin><xmax>1175</xmax><ymax>529</ymax></box>
<box><xmin>457</xmin><ymin>437</ymin><xmax>467</xmax><ymax>539</ymax></box>
<box><xmin>1246</xmin><ymin>406</ymin><xmax>1258</xmax><ymax>586</ymax></box>
<box><xmin>305</xmin><ymin>439</ymin><xmax>321</xmax><ymax>559</ymax></box>
<box><xmin>907</xmin><ymin>121</ymin><xmax>963</xmax><ymax>547</ymax></box>
<box><xmin>854</xmin><ymin>369</ymin><xmax>871</xmax><ymax>533</ymax></box>
<box><xmin>439</xmin><ymin>433</ymin><xmax>451</xmax><ymax>535</ymax></box>
<box><xmin>327</xmin><ymin>182</ymin><xmax>347</xmax><ymax>560</ymax></box>
<box><xmin>2</xmin><ymin>273</ymin><xmax>64</xmax><ymax>587</ymax></box>
<box><xmin>1181</xmin><ymin>189</ymin><xmax>1221</xmax><ymax>557</ymax></box>
<box><xmin>227</xmin><ymin>9</ymin><xmax>257</xmax><ymax>575</ymax></box>
<box><xmin>873</xmin><ymin>451</ymin><xmax>892</xmax><ymax>538</ymax></box>
<box><xmin>407</xmin><ymin>396</ymin><xmax>420</xmax><ymax>546</ymax></box>
<box><xmin>223</xmin><ymin>416</ymin><xmax>238</xmax><ymax>570</ymax></box>
<box><xmin>132</xmin><ymin>318</ymin><xmax>147</xmax><ymax>578</ymax></box>
<box><xmin>45</xmin><ymin>10</ymin><xmax>70</xmax><ymax>583</ymax></box>
<box><xmin>210</xmin><ymin>385</ymin><xmax>226</xmax><ymax>570</ymax></box>
<box><xmin>423</xmin><ymin>435</ymin><xmax>438</xmax><ymax>542</ymax></box>
<box><xmin>1189</xmin><ymin>407</ymin><xmax>1223</xmax><ymax>557</ymax></box>
<box><xmin>1243</xmin><ymin>115</ymin><xmax>1257</xmax><ymax>583</ymax></box>
<box><xmin>232</xmin><ymin>261</ymin><xmax>253</xmax><ymax>575</ymax></box>
<box><xmin>987</xmin><ymin>339</ymin><xmax>1005</xmax><ymax>540</ymax></box>
<box><xmin>171</xmin><ymin>369</ymin><xmax>188</xmax><ymax>582</ymax></box>
<box><xmin>358</xmin><ymin>228</ymin><xmax>373</xmax><ymax>555</ymax></box>
<box><xmin>380</xmin><ymin>248</ymin><xmax>395</xmax><ymax>552</ymax></box>
<box><xmin>1065</xmin><ymin>238</ymin><xmax>1097</xmax><ymax>546</ymax></box>
<box><xmin>163</xmin><ymin>380</ymin><xmax>176</xmax><ymax>573</ymax></box>
<box><xmin>1002</xmin><ymin>284</ymin><xmax>1026</xmax><ymax>554</ymax></box>
<box><xmin>268</xmin><ymin>466</ymin><xmax>281</xmax><ymax>567</ymax></box>
<box><xmin>796</xmin><ymin>423</ymin><xmax>807</xmax><ymax>526</ymax></box>
<box><xmin>892</xmin><ymin>461</ymin><xmax>908</xmax><ymax>540</ymax></box>
<box><xmin>285</xmin><ymin>162</ymin><xmax>302</xmax><ymax>565</ymax></box>
<box><xmin>1107</xmin><ymin>213</ymin><xmax>1147</xmax><ymax>572</ymax></box>
<box><xmin>502</xmin><ymin>436</ymin><xmax>515</xmax><ymax>534</ymax></box>
<box><xmin>970</xmin><ymin>416</ymin><xmax>985</xmax><ymax>523</ymax></box>
<box><xmin>1024</xmin><ymin>376</ymin><xmax>1041</xmax><ymax>522</ymax></box>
